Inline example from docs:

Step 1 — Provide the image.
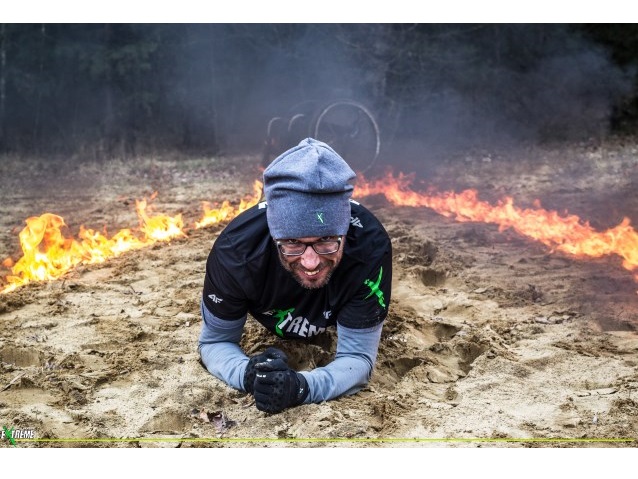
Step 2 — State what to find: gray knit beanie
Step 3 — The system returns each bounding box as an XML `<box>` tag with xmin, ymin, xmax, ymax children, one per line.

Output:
<box><xmin>263</xmin><ymin>138</ymin><xmax>356</xmax><ymax>239</ymax></box>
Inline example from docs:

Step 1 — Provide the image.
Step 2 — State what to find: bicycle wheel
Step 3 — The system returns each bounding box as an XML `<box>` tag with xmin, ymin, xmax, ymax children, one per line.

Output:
<box><xmin>311</xmin><ymin>100</ymin><xmax>381</xmax><ymax>174</ymax></box>
<box><xmin>261</xmin><ymin>116</ymin><xmax>287</xmax><ymax>168</ymax></box>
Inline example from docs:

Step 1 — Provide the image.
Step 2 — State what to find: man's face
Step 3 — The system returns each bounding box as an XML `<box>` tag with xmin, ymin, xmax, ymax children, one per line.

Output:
<box><xmin>277</xmin><ymin>236</ymin><xmax>345</xmax><ymax>289</ymax></box>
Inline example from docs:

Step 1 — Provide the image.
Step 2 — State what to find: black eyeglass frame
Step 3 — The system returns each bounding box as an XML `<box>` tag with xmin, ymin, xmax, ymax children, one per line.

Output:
<box><xmin>276</xmin><ymin>237</ymin><xmax>342</xmax><ymax>256</ymax></box>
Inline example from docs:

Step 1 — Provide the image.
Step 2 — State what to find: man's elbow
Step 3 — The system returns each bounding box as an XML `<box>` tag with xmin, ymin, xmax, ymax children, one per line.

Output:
<box><xmin>336</xmin><ymin>350</ymin><xmax>375</xmax><ymax>376</ymax></box>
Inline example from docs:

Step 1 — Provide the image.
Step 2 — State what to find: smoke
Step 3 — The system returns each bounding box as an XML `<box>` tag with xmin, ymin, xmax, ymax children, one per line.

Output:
<box><xmin>375</xmin><ymin>25</ymin><xmax>634</xmax><ymax>149</ymax></box>
<box><xmin>2</xmin><ymin>24</ymin><xmax>634</xmax><ymax>158</ymax></box>
<box><xmin>207</xmin><ymin>24</ymin><xmax>635</xmax><ymax>155</ymax></box>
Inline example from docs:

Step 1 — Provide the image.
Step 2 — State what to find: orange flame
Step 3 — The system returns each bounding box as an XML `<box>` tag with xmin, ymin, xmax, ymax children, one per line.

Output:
<box><xmin>136</xmin><ymin>198</ymin><xmax>186</xmax><ymax>242</ymax></box>
<box><xmin>1</xmin><ymin>182</ymin><xmax>264</xmax><ymax>294</ymax></box>
<box><xmin>1</xmin><ymin>197</ymin><xmax>185</xmax><ymax>294</ymax></box>
<box><xmin>194</xmin><ymin>180</ymin><xmax>263</xmax><ymax>229</ymax></box>
<box><xmin>354</xmin><ymin>172</ymin><xmax>638</xmax><ymax>284</ymax></box>
<box><xmin>3</xmin><ymin>171</ymin><xmax>636</xmax><ymax>294</ymax></box>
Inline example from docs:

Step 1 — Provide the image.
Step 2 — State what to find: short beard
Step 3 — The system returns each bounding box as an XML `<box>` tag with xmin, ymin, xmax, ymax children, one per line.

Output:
<box><xmin>278</xmin><ymin>255</ymin><xmax>336</xmax><ymax>290</ymax></box>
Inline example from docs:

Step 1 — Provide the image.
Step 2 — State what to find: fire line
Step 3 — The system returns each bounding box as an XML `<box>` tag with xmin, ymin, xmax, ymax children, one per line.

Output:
<box><xmin>355</xmin><ymin>172</ymin><xmax>638</xmax><ymax>287</ymax></box>
<box><xmin>1</xmin><ymin>173</ymin><xmax>637</xmax><ymax>294</ymax></box>
<box><xmin>0</xmin><ymin>181</ymin><xmax>263</xmax><ymax>294</ymax></box>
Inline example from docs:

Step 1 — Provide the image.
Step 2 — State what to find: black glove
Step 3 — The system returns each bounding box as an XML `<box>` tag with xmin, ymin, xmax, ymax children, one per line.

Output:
<box><xmin>243</xmin><ymin>347</ymin><xmax>288</xmax><ymax>394</ymax></box>
<box><xmin>253</xmin><ymin>358</ymin><xmax>309</xmax><ymax>414</ymax></box>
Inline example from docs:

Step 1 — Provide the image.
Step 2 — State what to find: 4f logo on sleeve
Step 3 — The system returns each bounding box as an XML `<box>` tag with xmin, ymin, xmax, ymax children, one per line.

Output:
<box><xmin>207</xmin><ymin>294</ymin><xmax>223</xmax><ymax>304</ymax></box>
<box><xmin>350</xmin><ymin>216</ymin><xmax>363</xmax><ymax>228</ymax></box>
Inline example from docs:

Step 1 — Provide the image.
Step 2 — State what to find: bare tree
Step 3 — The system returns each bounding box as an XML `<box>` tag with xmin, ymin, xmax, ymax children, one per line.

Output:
<box><xmin>0</xmin><ymin>24</ymin><xmax>6</xmax><ymax>150</ymax></box>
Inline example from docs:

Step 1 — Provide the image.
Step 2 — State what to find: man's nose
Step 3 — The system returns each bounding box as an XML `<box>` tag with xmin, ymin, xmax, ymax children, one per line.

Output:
<box><xmin>300</xmin><ymin>246</ymin><xmax>321</xmax><ymax>270</ymax></box>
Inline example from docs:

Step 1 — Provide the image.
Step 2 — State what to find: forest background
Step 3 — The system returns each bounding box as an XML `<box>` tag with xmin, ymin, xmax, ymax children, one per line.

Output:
<box><xmin>1</xmin><ymin>23</ymin><xmax>638</xmax><ymax>160</ymax></box>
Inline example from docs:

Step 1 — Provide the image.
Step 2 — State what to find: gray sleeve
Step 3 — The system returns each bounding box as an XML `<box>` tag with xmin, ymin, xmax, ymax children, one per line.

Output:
<box><xmin>300</xmin><ymin>321</ymin><xmax>383</xmax><ymax>403</ymax></box>
<box><xmin>198</xmin><ymin>301</ymin><xmax>249</xmax><ymax>391</ymax></box>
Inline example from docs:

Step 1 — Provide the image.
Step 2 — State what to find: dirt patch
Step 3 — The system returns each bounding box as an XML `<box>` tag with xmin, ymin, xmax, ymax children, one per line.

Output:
<box><xmin>1</xmin><ymin>142</ymin><xmax>637</xmax><ymax>448</ymax></box>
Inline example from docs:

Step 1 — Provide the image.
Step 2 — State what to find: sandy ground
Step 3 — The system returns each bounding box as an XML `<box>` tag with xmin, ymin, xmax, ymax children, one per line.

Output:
<box><xmin>0</xmin><ymin>140</ymin><xmax>637</xmax><ymax>449</ymax></box>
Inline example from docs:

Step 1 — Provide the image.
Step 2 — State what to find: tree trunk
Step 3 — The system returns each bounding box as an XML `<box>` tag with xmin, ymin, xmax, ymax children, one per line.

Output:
<box><xmin>0</xmin><ymin>24</ymin><xmax>6</xmax><ymax>150</ymax></box>
<box><xmin>31</xmin><ymin>24</ymin><xmax>46</xmax><ymax>151</ymax></box>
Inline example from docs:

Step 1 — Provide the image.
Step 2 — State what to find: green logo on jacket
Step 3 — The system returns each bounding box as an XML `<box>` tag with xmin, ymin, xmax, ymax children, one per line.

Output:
<box><xmin>274</xmin><ymin>308</ymin><xmax>295</xmax><ymax>337</ymax></box>
<box><xmin>364</xmin><ymin>267</ymin><xmax>386</xmax><ymax>309</ymax></box>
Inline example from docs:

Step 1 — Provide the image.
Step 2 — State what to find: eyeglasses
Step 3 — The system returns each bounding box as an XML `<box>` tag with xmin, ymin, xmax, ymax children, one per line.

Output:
<box><xmin>276</xmin><ymin>237</ymin><xmax>342</xmax><ymax>256</ymax></box>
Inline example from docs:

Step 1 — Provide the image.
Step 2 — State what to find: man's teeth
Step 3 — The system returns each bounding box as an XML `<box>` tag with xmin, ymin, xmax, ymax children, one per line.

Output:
<box><xmin>304</xmin><ymin>270</ymin><xmax>319</xmax><ymax>276</ymax></box>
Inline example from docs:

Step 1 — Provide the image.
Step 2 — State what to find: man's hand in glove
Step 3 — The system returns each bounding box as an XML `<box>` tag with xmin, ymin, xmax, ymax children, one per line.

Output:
<box><xmin>254</xmin><ymin>358</ymin><xmax>309</xmax><ymax>414</ymax></box>
<box><xmin>243</xmin><ymin>347</ymin><xmax>288</xmax><ymax>394</ymax></box>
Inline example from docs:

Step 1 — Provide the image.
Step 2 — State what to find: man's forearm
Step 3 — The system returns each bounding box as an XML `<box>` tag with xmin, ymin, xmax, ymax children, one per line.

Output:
<box><xmin>198</xmin><ymin>302</ymin><xmax>249</xmax><ymax>391</ymax></box>
<box><xmin>199</xmin><ymin>301</ymin><xmax>384</xmax><ymax>402</ymax></box>
<box><xmin>301</xmin><ymin>322</ymin><xmax>383</xmax><ymax>403</ymax></box>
